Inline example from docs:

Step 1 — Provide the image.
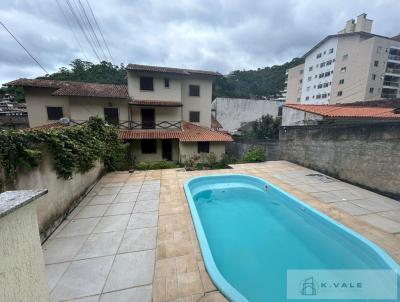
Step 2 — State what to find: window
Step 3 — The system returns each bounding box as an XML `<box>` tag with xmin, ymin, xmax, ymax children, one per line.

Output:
<box><xmin>337</xmin><ymin>91</ymin><xmax>343</xmax><ymax>96</ymax></box>
<box><xmin>340</xmin><ymin>67</ymin><xmax>347</xmax><ymax>73</ymax></box>
<box><xmin>316</xmin><ymin>64</ymin><xmax>319</xmax><ymax>68</ymax></box>
<box><xmin>374</xmin><ymin>60</ymin><xmax>379</xmax><ymax>67</ymax></box>
<box><xmin>300</xmin><ymin>69</ymin><xmax>304</xmax><ymax>74</ymax></box>
<box><xmin>324</xmin><ymin>71</ymin><xmax>330</xmax><ymax>77</ymax></box>
<box><xmin>319</xmin><ymin>73</ymin><xmax>324</xmax><ymax>78</ymax></box>
<box><xmin>141</xmin><ymin>139</ymin><xmax>157</xmax><ymax>154</ymax></box>
<box><xmin>164</xmin><ymin>78</ymin><xmax>170</xmax><ymax>88</ymax></box>
<box><xmin>372</xmin><ymin>74</ymin><xmax>376</xmax><ymax>80</ymax></box>
<box><xmin>309</xmin><ymin>66</ymin><xmax>313</xmax><ymax>71</ymax></box>
<box><xmin>342</xmin><ymin>54</ymin><xmax>348</xmax><ymax>61</ymax></box>
<box><xmin>317</xmin><ymin>84</ymin><xmax>322</xmax><ymax>89</ymax></box>
<box><xmin>323</xmin><ymin>82</ymin><xmax>329</xmax><ymax>88</ymax></box>
<box><xmin>305</xmin><ymin>96</ymin><xmax>309</xmax><ymax>100</ymax></box>
<box><xmin>316</xmin><ymin>94</ymin><xmax>321</xmax><ymax>99</ymax></box>
<box><xmin>315</xmin><ymin>75</ymin><xmax>317</xmax><ymax>78</ymax></box>
<box><xmin>323</xmin><ymin>51</ymin><xmax>326</xmax><ymax>55</ymax></box>
<box><xmin>377</xmin><ymin>46</ymin><xmax>382</xmax><ymax>53</ymax></box>
<box><xmin>306</xmin><ymin>86</ymin><xmax>310</xmax><ymax>91</ymax></box>
<box><xmin>189</xmin><ymin>111</ymin><xmax>200</xmax><ymax>123</ymax></box>
<box><xmin>299</xmin><ymin>79</ymin><xmax>303</xmax><ymax>84</ymax></box>
<box><xmin>320</xmin><ymin>62</ymin><xmax>326</xmax><ymax>67</ymax></box>
<box><xmin>369</xmin><ymin>87</ymin><xmax>374</xmax><ymax>93</ymax></box>
<box><xmin>47</xmin><ymin>107</ymin><xmax>63</xmax><ymax>120</ymax></box>
<box><xmin>140</xmin><ymin>77</ymin><xmax>154</xmax><ymax>91</ymax></box>
<box><xmin>316</xmin><ymin>53</ymin><xmax>322</xmax><ymax>59</ymax></box>
<box><xmin>189</xmin><ymin>84</ymin><xmax>200</xmax><ymax>96</ymax></box>
<box><xmin>197</xmin><ymin>142</ymin><xmax>209</xmax><ymax>153</ymax></box>
<box><xmin>329</xmin><ymin>48</ymin><xmax>334</xmax><ymax>54</ymax></box>
<box><xmin>339</xmin><ymin>79</ymin><xmax>344</xmax><ymax>85</ymax></box>
<box><xmin>326</xmin><ymin>60</ymin><xmax>332</xmax><ymax>66</ymax></box>
<box><xmin>307</xmin><ymin>76</ymin><xmax>312</xmax><ymax>82</ymax></box>
<box><xmin>322</xmin><ymin>93</ymin><xmax>327</xmax><ymax>98</ymax></box>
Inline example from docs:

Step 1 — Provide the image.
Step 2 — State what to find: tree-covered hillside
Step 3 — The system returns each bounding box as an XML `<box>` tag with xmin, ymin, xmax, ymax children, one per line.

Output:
<box><xmin>213</xmin><ymin>57</ymin><xmax>304</xmax><ymax>99</ymax></box>
<box><xmin>2</xmin><ymin>58</ymin><xmax>304</xmax><ymax>102</ymax></box>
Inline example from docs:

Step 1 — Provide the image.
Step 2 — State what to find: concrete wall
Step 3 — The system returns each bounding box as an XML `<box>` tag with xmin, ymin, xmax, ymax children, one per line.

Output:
<box><xmin>227</xmin><ymin>123</ymin><xmax>400</xmax><ymax>199</ymax></box>
<box><xmin>212</xmin><ymin>98</ymin><xmax>281</xmax><ymax>132</ymax></box>
<box><xmin>179</xmin><ymin>142</ymin><xmax>226</xmax><ymax>162</ymax></box>
<box><xmin>0</xmin><ymin>202</ymin><xmax>49</xmax><ymax>301</ymax></box>
<box><xmin>285</xmin><ymin>63</ymin><xmax>304</xmax><ymax>103</ymax></box>
<box><xmin>11</xmin><ymin>153</ymin><xmax>103</xmax><ymax>241</ymax></box>
<box><xmin>282</xmin><ymin>106</ymin><xmax>324</xmax><ymax>126</ymax></box>
<box><xmin>25</xmin><ymin>87</ymin><xmax>70</xmax><ymax>127</ymax></box>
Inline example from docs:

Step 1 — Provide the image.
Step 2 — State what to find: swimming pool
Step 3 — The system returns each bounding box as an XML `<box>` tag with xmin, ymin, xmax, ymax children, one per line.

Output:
<box><xmin>184</xmin><ymin>174</ymin><xmax>400</xmax><ymax>302</ymax></box>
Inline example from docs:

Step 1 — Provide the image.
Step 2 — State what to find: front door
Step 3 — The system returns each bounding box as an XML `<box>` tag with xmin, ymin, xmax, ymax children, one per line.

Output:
<box><xmin>104</xmin><ymin>108</ymin><xmax>119</xmax><ymax>125</ymax></box>
<box><xmin>162</xmin><ymin>140</ymin><xmax>173</xmax><ymax>161</ymax></box>
<box><xmin>141</xmin><ymin>108</ymin><xmax>155</xmax><ymax>129</ymax></box>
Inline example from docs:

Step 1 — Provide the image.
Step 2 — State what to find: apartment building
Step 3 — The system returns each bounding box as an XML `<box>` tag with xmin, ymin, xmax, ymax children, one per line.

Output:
<box><xmin>6</xmin><ymin>64</ymin><xmax>232</xmax><ymax>163</ymax></box>
<box><xmin>286</xmin><ymin>14</ymin><xmax>400</xmax><ymax>104</ymax></box>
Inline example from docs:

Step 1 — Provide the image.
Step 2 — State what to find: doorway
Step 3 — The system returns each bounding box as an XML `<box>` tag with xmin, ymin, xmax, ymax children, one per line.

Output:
<box><xmin>141</xmin><ymin>108</ymin><xmax>155</xmax><ymax>129</ymax></box>
<box><xmin>104</xmin><ymin>108</ymin><xmax>119</xmax><ymax>125</ymax></box>
<box><xmin>162</xmin><ymin>140</ymin><xmax>173</xmax><ymax>161</ymax></box>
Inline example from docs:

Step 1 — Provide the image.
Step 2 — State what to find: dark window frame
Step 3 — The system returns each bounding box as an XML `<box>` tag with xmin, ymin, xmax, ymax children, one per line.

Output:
<box><xmin>197</xmin><ymin>142</ymin><xmax>209</xmax><ymax>153</ymax></box>
<box><xmin>46</xmin><ymin>106</ymin><xmax>63</xmax><ymax>120</ymax></box>
<box><xmin>140</xmin><ymin>77</ymin><xmax>154</xmax><ymax>91</ymax></box>
<box><xmin>141</xmin><ymin>139</ymin><xmax>157</xmax><ymax>154</ymax></box>
<box><xmin>189</xmin><ymin>84</ymin><xmax>200</xmax><ymax>97</ymax></box>
<box><xmin>164</xmin><ymin>78</ymin><xmax>170</xmax><ymax>88</ymax></box>
<box><xmin>189</xmin><ymin>111</ymin><xmax>200</xmax><ymax>123</ymax></box>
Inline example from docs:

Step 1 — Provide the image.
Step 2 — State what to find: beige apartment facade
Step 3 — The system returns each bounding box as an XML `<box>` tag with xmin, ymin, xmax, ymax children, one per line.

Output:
<box><xmin>286</xmin><ymin>13</ymin><xmax>400</xmax><ymax>104</ymax></box>
<box><xmin>7</xmin><ymin>64</ymin><xmax>232</xmax><ymax>163</ymax></box>
<box><xmin>285</xmin><ymin>63</ymin><xmax>304</xmax><ymax>103</ymax></box>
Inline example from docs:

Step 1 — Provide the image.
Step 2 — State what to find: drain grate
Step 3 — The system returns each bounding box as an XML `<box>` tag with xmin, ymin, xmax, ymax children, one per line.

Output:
<box><xmin>306</xmin><ymin>173</ymin><xmax>337</xmax><ymax>183</ymax></box>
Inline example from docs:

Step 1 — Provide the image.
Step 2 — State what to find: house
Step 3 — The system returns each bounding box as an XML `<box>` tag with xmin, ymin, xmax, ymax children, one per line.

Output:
<box><xmin>282</xmin><ymin>103</ymin><xmax>400</xmax><ymax>126</ymax></box>
<box><xmin>5</xmin><ymin>64</ymin><xmax>232</xmax><ymax>163</ymax></box>
<box><xmin>211</xmin><ymin>97</ymin><xmax>282</xmax><ymax>134</ymax></box>
<box><xmin>285</xmin><ymin>13</ymin><xmax>400</xmax><ymax>104</ymax></box>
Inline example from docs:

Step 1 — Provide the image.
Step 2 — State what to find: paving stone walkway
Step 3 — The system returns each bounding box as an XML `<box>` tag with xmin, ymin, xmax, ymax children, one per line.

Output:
<box><xmin>43</xmin><ymin>161</ymin><xmax>400</xmax><ymax>302</ymax></box>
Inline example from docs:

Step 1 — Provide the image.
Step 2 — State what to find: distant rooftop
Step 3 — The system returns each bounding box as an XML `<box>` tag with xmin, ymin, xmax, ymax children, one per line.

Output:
<box><xmin>126</xmin><ymin>63</ymin><xmax>222</xmax><ymax>77</ymax></box>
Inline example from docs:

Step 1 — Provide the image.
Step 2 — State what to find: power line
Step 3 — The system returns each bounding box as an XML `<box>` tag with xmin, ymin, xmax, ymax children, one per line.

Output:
<box><xmin>55</xmin><ymin>0</ymin><xmax>89</xmax><ymax>61</ymax></box>
<box><xmin>0</xmin><ymin>21</ymin><xmax>49</xmax><ymax>74</ymax></box>
<box><xmin>76</xmin><ymin>0</ymin><xmax>108</xmax><ymax>61</ymax></box>
<box><xmin>85</xmin><ymin>0</ymin><xmax>113</xmax><ymax>63</ymax></box>
<box><xmin>65</xmin><ymin>0</ymin><xmax>101</xmax><ymax>62</ymax></box>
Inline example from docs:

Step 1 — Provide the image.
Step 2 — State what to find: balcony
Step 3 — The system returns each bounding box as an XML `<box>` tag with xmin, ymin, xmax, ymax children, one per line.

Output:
<box><xmin>69</xmin><ymin>119</ymin><xmax>182</xmax><ymax>130</ymax></box>
<box><xmin>385</xmin><ymin>67</ymin><xmax>400</xmax><ymax>75</ymax></box>
<box><xmin>383</xmin><ymin>81</ymin><xmax>400</xmax><ymax>88</ymax></box>
<box><xmin>388</xmin><ymin>54</ymin><xmax>400</xmax><ymax>62</ymax></box>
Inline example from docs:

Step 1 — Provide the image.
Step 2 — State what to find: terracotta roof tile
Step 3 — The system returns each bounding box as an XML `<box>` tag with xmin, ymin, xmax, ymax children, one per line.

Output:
<box><xmin>285</xmin><ymin>104</ymin><xmax>400</xmax><ymax>119</ymax></box>
<box><xmin>126</xmin><ymin>64</ymin><xmax>221</xmax><ymax>77</ymax></box>
<box><xmin>5</xmin><ymin>78</ymin><xmax>128</xmax><ymax>99</ymax></box>
<box><xmin>53</xmin><ymin>83</ymin><xmax>128</xmax><ymax>98</ymax></box>
<box><xmin>118</xmin><ymin>121</ymin><xmax>232</xmax><ymax>142</ymax></box>
<box><xmin>129</xmin><ymin>99</ymin><xmax>182</xmax><ymax>107</ymax></box>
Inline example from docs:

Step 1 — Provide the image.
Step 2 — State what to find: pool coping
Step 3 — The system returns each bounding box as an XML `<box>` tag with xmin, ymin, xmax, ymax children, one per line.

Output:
<box><xmin>184</xmin><ymin>174</ymin><xmax>400</xmax><ymax>302</ymax></box>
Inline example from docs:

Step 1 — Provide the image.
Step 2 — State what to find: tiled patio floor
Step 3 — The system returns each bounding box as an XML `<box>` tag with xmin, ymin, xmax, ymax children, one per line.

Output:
<box><xmin>43</xmin><ymin>161</ymin><xmax>400</xmax><ymax>302</ymax></box>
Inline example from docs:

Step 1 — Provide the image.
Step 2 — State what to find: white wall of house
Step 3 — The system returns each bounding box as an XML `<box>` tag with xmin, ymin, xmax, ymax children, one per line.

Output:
<box><xmin>179</xmin><ymin>141</ymin><xmax>226</xmax><ymax>162</ymax></box>
<box><xmin>212</xmin><ymin>98</ymin><xmax>281</xmax><ymax>133</ymax></box>
<box><xmin>282</xmin><ymin>106</ymin><xmax>324</xmax><ymax>126</ymax></box>
<box><xmin>24</xmin><ymin>87</ymin><xmax>70</xmax><ymax>127</ymax></box>
<box><xmin>70</xmin><ymin>97</ymin><xmax>129</xmax><ymax>122</ymax></box>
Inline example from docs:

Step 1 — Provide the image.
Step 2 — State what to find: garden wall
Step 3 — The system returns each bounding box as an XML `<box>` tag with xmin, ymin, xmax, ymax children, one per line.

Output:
<box><xmin>227</xmin><ymin>122</ymin><xmax>400</xmax><ymax>199</ymax></box>
<box><xmin>3</xmin><ymin>153</ymin><xmax>103</xmax><ymax>241</ymax></box>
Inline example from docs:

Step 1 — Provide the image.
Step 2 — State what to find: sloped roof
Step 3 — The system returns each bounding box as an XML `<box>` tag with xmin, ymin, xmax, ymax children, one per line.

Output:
<box><xmin>285</xmin><ymin>104</ymin><xmax>400</xmax><ymax>119</ymax></box>
<box><xmin>118</xmin><ymin>121</ymin><xmax>233</xmax><ymax>142</ymax></box>
<box><xmin>126</xmin><ymin>64</ymin><xmax>221</xmax><ymax>77</ymax></box>
<box><xmin>5</xmin><ymin>78</ymin><xmax>128</xmax><ymax>99</ymax></box>
<box><xmin>211</xmin><ymin>116</ymin><xmax>223</xmax><ymax>129</ymax></box>
<box><xmin>129</xmin><ymin>99</ymin><xmax>182</xmax><ymax>107</ymax></box>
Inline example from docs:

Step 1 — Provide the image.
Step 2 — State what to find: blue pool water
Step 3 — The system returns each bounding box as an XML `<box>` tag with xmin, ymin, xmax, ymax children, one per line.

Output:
<box><xmin>184</xmin><ymin>175</ymin><xmax>400</xmax><ymax>302</ymax></box>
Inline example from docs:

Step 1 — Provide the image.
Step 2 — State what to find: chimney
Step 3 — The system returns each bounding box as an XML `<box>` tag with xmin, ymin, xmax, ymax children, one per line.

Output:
<box><xmin>344</xmin><ymin>19</ymin><xmax>355</xmax><ymax>33</ymax></box>
<box><xmin>355</xmin><ymin>13</ymin><xmax>373</xmax><ymax>33</ymax></box>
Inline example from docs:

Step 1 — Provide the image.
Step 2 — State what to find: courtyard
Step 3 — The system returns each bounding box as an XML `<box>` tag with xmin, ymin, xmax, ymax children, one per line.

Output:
<box><xmin>43</xmin><ymin>161</ymin><xmax>400</xmax><ymax>302</ymax></box>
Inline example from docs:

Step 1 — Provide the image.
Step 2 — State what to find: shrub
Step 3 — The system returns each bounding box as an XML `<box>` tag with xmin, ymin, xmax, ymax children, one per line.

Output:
<box><xmin>204</xmin><ymin>152</ymin><xmax>218</xmax><ymax>168</ymax></box>
<box><xmin>135</xmin><ymin>160</ymin><xmax>179</xmax><ymax>170</ymax></box>
<box><xmin>242</xmin><ymin>146</ymin><xmax>265</xmax><ymax>163</ymax></box>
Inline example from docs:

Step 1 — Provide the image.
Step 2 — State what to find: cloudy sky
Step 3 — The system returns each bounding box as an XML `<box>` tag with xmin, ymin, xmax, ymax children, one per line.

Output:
<box><xmin>0</xmin><ymin>0</ymin><xmax>399</xmax><ymax>83</ymax></box>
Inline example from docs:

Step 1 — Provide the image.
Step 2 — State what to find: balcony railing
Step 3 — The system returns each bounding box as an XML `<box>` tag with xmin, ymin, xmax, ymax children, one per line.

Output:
<box><xmin>383</xmin><ymin>81</ymin><xmax>400</xmax><ymax>87</ymax></box>
<box><xmin>385</xmin><ymin>68</ymin><xmax>400</xmax><ymax>75</ymax></box>
<box><xmin>381</xmin><ymin>93</ymin><xmax>398</xmax><ymax>99</ymax></box>
<box><xmin>388</xmin><ymin>54</ymin><xmax>400</xmax><ymax>61</ymax></box>
<box><xmin>69</xmin><ymin>119</ymin><xmax>182</xmax><ymax>130</ymax></box>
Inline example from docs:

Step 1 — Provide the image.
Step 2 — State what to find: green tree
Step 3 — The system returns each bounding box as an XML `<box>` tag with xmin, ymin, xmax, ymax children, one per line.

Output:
<box><xmin>244</xmin><ymin>114</ymin><xmax>281</xmax><ymax>139</ymax></box>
